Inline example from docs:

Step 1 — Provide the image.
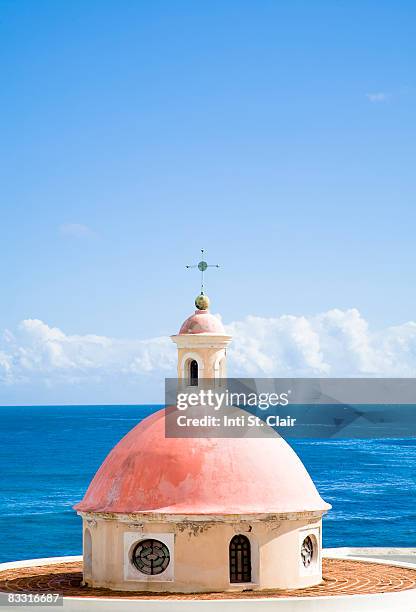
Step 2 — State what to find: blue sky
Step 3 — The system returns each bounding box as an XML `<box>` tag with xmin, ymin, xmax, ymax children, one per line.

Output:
<box><xmin>1</xmin><ymin>1</ymin><xmax>415</xmax><ymax>402</ymax></box>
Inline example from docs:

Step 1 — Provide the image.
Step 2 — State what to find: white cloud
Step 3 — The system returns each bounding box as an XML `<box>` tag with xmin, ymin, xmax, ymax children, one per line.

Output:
<box><xmin>227</xmin><ymin>314</ymin><xmax>328</xmax><ymax>376</ymax></box>
<box><xmin>2</xmin><ymin>319</ymin><xmax>176</xmax><ymax>382</ymax></box>
<box><xmin>366</xmin><ymin>92</ymin><xmax>389</xmax><ymax>103</ymax></box>
<box><xmin>2</xmin><ymin>309</ymin><xmax>416</xmax><ymax>402</ymax></box>
<box><xmin>228</xmin><ymin>308</ymin><xmax>416</xmax><ymax>377</ymax></box>
<box><xmin>59</xmin><ymin>223</ymin><xmax>95</xmax><ymax>238</ymax></box>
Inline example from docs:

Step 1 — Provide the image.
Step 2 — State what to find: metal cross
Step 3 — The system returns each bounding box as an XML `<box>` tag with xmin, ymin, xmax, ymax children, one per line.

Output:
<box><xmin>186</xmin><ymin>249</ymin><xmax>219</xmax><ymax>294</ymax></box>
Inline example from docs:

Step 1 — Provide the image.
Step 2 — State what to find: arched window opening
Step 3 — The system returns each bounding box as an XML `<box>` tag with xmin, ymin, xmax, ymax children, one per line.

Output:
<box><xmin>84</xmin><ymin>528</ymin><xmax>92</xmax><ymax>578</ymax></box>
<box><xmin>219</xmin><ymin>357</ymin><xmax>226</xmax><ymax>379</ymax></box>
<box><xmin>189</xmin><ymin>359</ymin><xmax>198</xmax><ymax>386</ymax></box>
<box><xmin>229</xmin><ymin>535</ymin><xmax>251</xmax><ymax>583</ymax></box>
<box><xmin>214</xmin><ymin>356</ymin><xmax>226</xmax><ymax>386</ymax></box>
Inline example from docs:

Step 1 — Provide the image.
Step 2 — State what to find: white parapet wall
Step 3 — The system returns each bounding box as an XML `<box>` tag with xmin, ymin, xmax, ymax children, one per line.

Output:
<box><xmin>0</xmin><ymin>550</ymin><xmax>416</xmax><ymax>611</ymax></box>
<box><xmin>325</xmin><ymin>547</ymin><xmax>416</xmax><ymax>564</ymax></box>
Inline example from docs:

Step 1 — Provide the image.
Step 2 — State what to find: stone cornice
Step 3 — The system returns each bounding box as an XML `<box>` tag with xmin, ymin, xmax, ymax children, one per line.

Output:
<box><xmin>171</xmin><ymin>334</ymin><xmax>232</xmax><ymax>349</ymax></box>
<box><xmin>76</xmin><ymin>510</ymin><xmax>325</xmax><ymax>523</ymax></box>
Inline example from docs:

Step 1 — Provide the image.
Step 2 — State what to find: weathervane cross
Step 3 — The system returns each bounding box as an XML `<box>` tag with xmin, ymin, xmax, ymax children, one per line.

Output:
<box><xmin>186</xmin><ymin>249</ymin><xmax>219</xmax><ymax>295</ymax></box>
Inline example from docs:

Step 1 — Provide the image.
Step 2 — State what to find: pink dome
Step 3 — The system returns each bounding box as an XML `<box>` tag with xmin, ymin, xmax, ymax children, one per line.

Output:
<box><xmin>179</xmin><ymin>310</ymin><xmax>225</xmax><ymax>335</ymax></box>
<box><xmin>75</xmin><ymin>408</ymin><xmax>330</xmax><ymax>515</ymax></box>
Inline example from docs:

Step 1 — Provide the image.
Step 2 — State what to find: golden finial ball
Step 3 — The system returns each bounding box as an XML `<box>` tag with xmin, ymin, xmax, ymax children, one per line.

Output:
<box><xmin>195</xmin><ymin>293</ymin><xmax>210</xmax><ymax>310</ymax></box>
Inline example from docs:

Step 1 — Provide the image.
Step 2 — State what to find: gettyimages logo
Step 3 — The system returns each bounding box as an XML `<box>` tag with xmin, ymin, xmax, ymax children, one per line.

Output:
<box><xmin>176</xmin><ymin>388</ymin><xmax>291</xmax><ymax>410</ymax></box>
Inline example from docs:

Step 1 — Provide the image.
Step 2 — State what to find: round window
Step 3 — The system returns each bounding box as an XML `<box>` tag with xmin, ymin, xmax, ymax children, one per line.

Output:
<box><xmin>301</xmin><ymin>536</ymin><xmax>314</xmax><ymax>567</ymax></box>
<box><xmin>132</xmin><ymin>539</ymin><xmax>170</xmax><ymax>575</ymax></box>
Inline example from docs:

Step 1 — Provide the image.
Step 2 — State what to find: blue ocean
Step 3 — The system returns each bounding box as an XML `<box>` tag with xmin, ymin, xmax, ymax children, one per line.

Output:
<box><xmin>0</xmin><ymin>405</ymin><xmax>415</xmax><ymax>563</ymax></box>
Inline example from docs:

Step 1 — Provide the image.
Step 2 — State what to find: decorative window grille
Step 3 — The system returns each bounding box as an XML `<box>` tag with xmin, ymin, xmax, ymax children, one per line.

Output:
<box><xmin>229</xmin><ymin>535</ymin><xmax>251</xmax><ymax>583</ymax></box>
<box><xmin>132</xmin><ymin>539</ymin><xmax>170</xmax><ymax>575</ymax></box>
<box><xmin>301</xmin><ymin>536</ymin><xmax>314</xmax><ymax>567</ymax></box>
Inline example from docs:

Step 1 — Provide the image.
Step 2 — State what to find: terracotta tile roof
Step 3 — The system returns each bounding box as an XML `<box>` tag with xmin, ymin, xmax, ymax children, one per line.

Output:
<box><xmin>1</xmin><ymin>559</ymin><xmax>416</xmax><ymax>599</ymax></box>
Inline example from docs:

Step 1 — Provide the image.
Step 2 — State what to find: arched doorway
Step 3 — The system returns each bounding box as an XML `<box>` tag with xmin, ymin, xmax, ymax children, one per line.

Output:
<box><xmin>229</xmin><ymin>535</ymin><xmax>251</xmax><ymax>583</ymax></box>
<box><xmin>188</xmin><ymin>359</ymin><xmax>198</xmax><ymax>386</ymax></box>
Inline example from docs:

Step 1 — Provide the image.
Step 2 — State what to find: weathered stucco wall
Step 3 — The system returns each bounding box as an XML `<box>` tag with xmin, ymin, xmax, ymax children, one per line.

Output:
<box><xmin>82</xmin><ymin>513</ymin><xmax>322</xmax><ymax>593</ymax></box>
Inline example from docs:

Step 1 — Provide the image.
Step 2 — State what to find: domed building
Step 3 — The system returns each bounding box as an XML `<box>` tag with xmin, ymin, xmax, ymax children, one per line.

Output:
<box><xmin>74</xmin><ymin>294</ymin><xmax>331</xmax><ymax>593</ymax></box>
